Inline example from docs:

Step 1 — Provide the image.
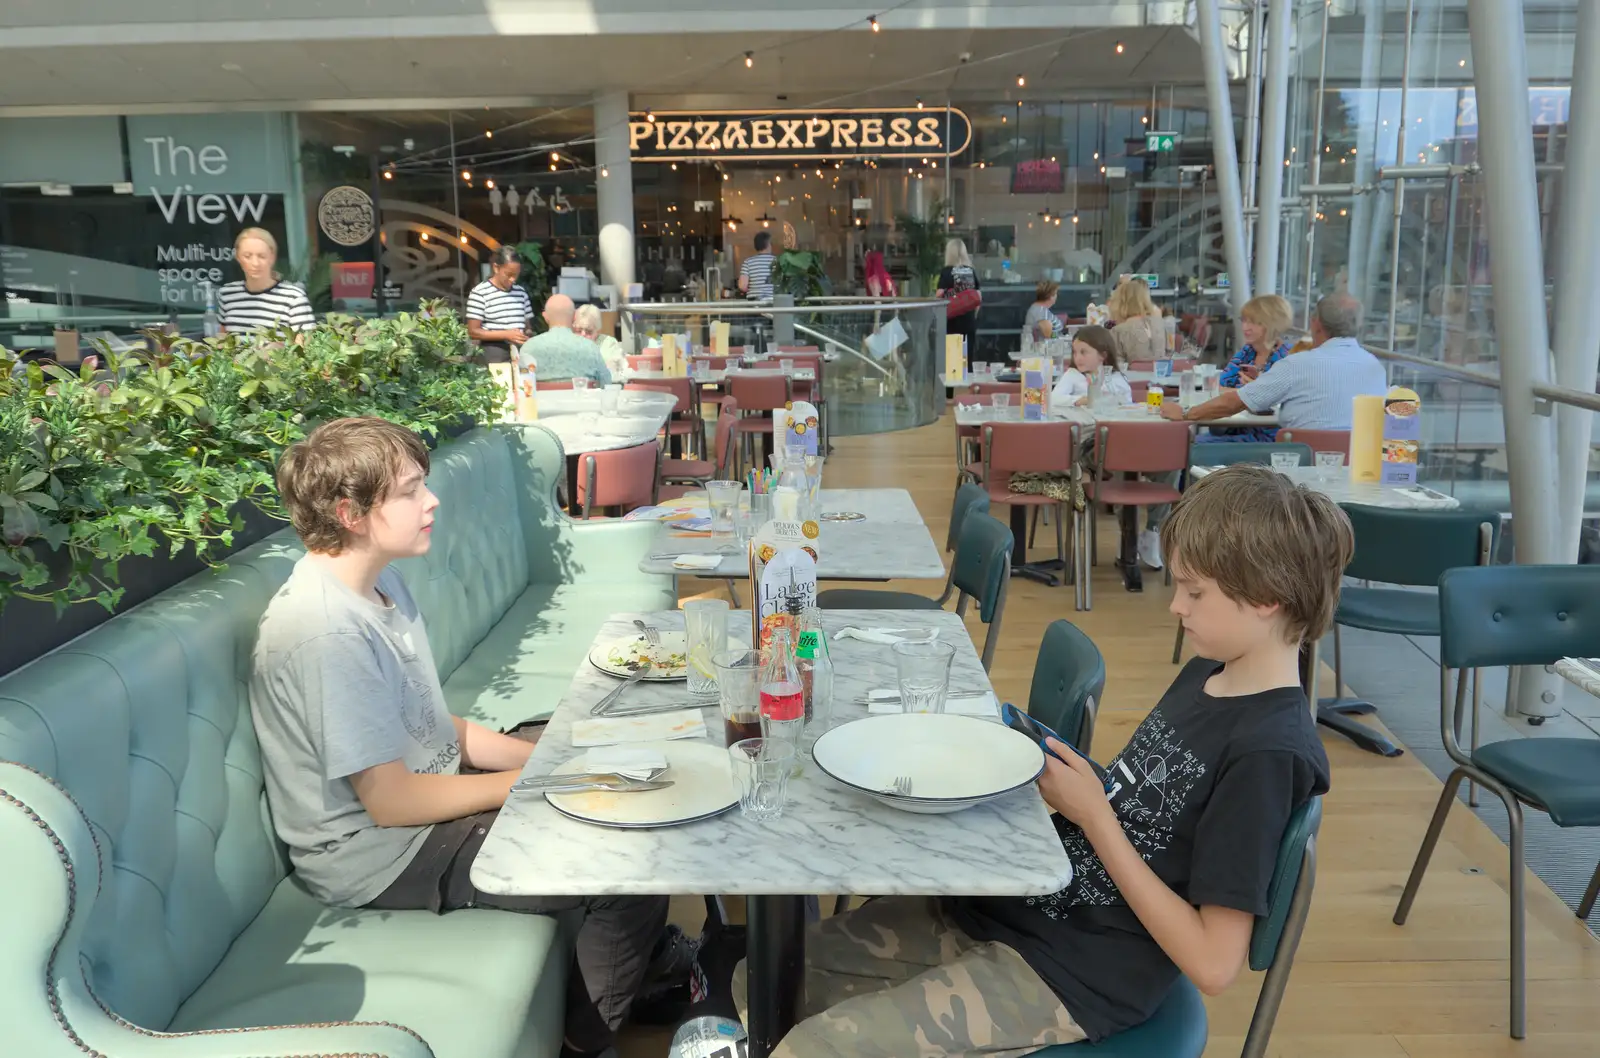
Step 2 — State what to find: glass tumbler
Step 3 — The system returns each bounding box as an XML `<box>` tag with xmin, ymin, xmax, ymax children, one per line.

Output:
<box><xmin>684</xmin><ymin>599</ymin><xmax>730</xmax><ymax>698</ymax></box>
<box><xmin>892</xmin><ymin>639</ymin><xmax>956</xmax><ymax>714</ymax></box>
<box><xmin>729</xmin><ymin>738</ymin><xmax>796</xmax><ymax>821</ymax></box>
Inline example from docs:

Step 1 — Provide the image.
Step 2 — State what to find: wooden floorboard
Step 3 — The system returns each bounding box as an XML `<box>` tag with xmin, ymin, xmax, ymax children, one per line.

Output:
<box><xmin>619</xmin><ymin>413</ymin><xmax>1599</xmax><ymax>1057</ymax></box>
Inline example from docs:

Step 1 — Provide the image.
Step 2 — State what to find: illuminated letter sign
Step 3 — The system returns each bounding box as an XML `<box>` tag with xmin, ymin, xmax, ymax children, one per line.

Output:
<box><xmin>627</xmin><ymin>108</ymin><xmax>972</xmax><ymax>162</ymax></box>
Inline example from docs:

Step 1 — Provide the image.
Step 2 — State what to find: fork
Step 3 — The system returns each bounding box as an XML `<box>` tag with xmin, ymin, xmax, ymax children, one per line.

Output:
<box><xmin>591</xmin><ymin>660</ymin><xmax>654</xmax><ymax>714</ymax></box>
<box><xmin>634</xmin><ymin>618</ymin><xmax>662</xmax><ymax>647</ymax></box>
<box><xmin>889</xmin><ymin>776</ymin><xmax>913</xmax><ymax>797</ymax></box>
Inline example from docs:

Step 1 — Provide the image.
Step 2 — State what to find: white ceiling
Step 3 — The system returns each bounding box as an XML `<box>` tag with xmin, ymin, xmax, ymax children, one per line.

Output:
<box><xmin>0</xmin><ymin>27</ymin><xmax>1203</xmax><ymax>111</ymax></box>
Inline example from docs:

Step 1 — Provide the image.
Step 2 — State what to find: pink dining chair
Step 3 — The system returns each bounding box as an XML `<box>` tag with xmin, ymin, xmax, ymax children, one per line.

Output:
<box><xmin>576</xmin><ymin>441</ymin><xmax>660</xmax><ymax>520</ymax></box>
<box><xmin>774</xmin><ymin>345</ymin><xmax>820</xmax><ymax>353</ymax></box>
<box><xmin>981</xmin><ymin>420</ymin><xmax>1078</xmax><ymax>587</ymax></box>
<box><xmin>1278</xmin><ymin>428</ymin><xmax>1352</xmax><ymax>458</ymax></box>
<box><xmin>1130</xmin><ymin>380</ymin><xmax>1151</xmax><ymax>403</ymax></box>
<box><xmin>955</xmin><ymin>383</ymin><xmax>1024</xmax><ymax>479</ymax></box>
<box><xmin>1084</xmin><ymin>421</ymin><xmax>1189</xmax><ymax>599</ymax></box>
<box><xmin>536</xmin><ymin>378</ymin><xmax>576</xmax><ymax>391</ymax></box>
<box><xmin>660</xmin><ymin>398</ymin><xmax>739</xmax><ymax>493</ymax></box>
<box><xmin>626</xmin><ymin>377</ymin><xmax>704</xmax><ymax>458</ymax></box>
<box><xmin>728</xmin><ymin>372</ymin><xmax>793</xmax><ymax>476</ymax></box>
<box><xmin>1129</xmin><ymin>360</ymin><xmax>1156</xmax><ymax>373</ymax></box>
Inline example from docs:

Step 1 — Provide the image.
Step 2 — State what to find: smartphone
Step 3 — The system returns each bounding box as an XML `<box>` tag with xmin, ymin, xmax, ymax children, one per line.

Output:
<box><xmin>1001</xmin><ymin>702</ymin><xmax>1112</xmax><ymax>788</ymax></box>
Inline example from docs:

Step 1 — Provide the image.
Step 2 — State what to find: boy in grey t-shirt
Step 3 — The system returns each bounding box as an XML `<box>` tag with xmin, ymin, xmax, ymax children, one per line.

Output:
<box><xmin>250</xmin><ymin>417</ymin><xmax>681</xmax><ymax>1058</ymax></box>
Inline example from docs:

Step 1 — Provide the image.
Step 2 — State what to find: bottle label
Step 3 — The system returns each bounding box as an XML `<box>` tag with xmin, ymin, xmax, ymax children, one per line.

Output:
<box><xmin>796</xmin><ymin>629</ymin><xmax>820</xmax><ymax>659</ymax></box>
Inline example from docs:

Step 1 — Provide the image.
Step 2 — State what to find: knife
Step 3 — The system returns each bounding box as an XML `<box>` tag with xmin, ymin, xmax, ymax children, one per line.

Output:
<box><xmin>515</xmin><ymin>768</ymin><xmax>669</xmax><ymax>790</ymax></box>
<box><xmin>533</xmin><ymin>779</ymin><xmax>676</xmax><ymax>795</ymax></box>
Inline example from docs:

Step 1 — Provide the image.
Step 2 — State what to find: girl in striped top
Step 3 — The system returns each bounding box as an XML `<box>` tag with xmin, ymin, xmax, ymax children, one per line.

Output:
<box><xmin>218</xmin><ymin>227</ymin><xmax>316</xmax><ymax>335</ymax></box>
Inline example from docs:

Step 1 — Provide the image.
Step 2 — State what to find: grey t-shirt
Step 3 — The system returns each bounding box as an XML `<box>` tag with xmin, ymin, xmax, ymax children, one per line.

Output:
<box><xmin>250</xmin><ymin>556</ymin><xmax>461</xmax><ymax>907</ymax></box>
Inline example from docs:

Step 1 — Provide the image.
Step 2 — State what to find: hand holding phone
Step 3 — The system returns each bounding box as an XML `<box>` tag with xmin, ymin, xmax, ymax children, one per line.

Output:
<box><xmin>1001</xmin><ymin>703</ymin><xmax>1111</xmax><ymax>787</ymax></box>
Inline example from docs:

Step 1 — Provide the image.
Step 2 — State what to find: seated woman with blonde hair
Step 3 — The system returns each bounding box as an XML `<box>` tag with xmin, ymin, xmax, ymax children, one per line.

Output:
<box><xmin>1204</xmin><ymin>293</ymin><xmax>1295</xmax><ymax>442</ymax></box>
<box><xmin>1107</xmin><ymin>277</ymin><xmax>1165</xmax><ymax>364</ymax></box>
<box><xmin>572</xmin><ymin>303</ymin><xmax>626</xmax><ymax>377</ymax></box>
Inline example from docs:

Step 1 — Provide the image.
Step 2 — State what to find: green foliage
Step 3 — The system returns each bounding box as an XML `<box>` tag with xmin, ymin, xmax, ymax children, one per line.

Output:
<box><xmin>775</xmin><ymin>249</ymin><xmax>831</xmax><ymax>300</ymax></box>
<box><xmin>514</xmin><ymin>241</ymin><xmax>551</xmax><ymax>334</ymax></box>
<box><xmin>894</xmin><ymin>198</ymin><xmax>951</xmax><ymax>296</ymax></box>
<box><xmin>0</xmin><ymin>303</ymin><xmax>502</xmax><ymax>614</ymax></box>
<box><xmin>285</xmin><ymin>252</ymin><xmax>343</xmax><ymax>313</ymax></box>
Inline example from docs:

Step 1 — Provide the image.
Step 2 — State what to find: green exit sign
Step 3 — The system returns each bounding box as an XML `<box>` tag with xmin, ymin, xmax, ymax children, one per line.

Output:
<box><xmin>1145</xmin><ymin>132</ymin><xmax>1179</xmax><ymax>152</ymax></box>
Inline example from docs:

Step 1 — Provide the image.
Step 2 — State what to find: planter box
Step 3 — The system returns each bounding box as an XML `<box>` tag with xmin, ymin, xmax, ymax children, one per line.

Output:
<box><xmin>0</xmin><ymin>501</ymin><xmax>285</xmax><ymax>678</ymax></box>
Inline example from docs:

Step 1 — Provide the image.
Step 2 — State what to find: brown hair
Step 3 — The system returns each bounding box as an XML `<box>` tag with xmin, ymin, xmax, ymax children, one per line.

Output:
<box><xmin>276</xmin><ymin>417</ymin><xmax>431</xmax><ymax>554</ymax></box>
<box><xmin>1160</xmin><ymin>464</ymin><xmax>1354</xmax><ymax>644</ymax></box>
<box><xmin>1072</xmin><ymin>324</ymin><xmax>1124</xmax><ymax>373</ymax></box>
<box><xmin>1034</xmin><ymin>279</ymin><xmax>1060</xmax><ymax>303</ymax></box>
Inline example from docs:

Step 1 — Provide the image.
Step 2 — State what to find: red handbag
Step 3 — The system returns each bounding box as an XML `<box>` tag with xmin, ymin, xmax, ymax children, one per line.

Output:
<box><xmin>946</xmin><ymin>287</ymin><xmax>982</xmax><ymax>318</ymax></box>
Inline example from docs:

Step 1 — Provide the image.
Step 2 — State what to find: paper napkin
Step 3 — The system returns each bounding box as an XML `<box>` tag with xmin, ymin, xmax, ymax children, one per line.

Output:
<box><xmin>832</xmin><ymin>627</ymin><xmax>940</xmax><ymax>646</ymax></box>
<box><xmin>580</xmin><ymin>746</ymin><xmax>670</xmax><ymax>778</ymax></box>
<box><xmin>671</xmin><ymin>554</ymin><xmax>726</xmax><ymax>571</ymax></box>
<box><xmin>570</xmin><ymin>709</ymin><xmax>707</xmax><ymax>747</ymax></box>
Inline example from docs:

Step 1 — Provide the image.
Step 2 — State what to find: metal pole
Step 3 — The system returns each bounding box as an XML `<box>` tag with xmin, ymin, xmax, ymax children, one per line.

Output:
<box><xmin>1467</xmin><ymin>0</ymin><xmax>1564</xmax><ymax>725</ymax></box>
<box><xmin>1347</xmin><ymin>0</ymin><xmax>1384</xmax><ymax>299</ymax></box>
<box><xmin>1243</xmin><ymin>0</ymin><xmax>1266</xmax><ymax>261</ymax></box>
<box><xmin>1198</xmin><ymin>0</ymin><xmax>1254</xmax><ymax>314</ymax></box>
<box><xmin>1255</xmin><ymin>0</ymin><xmax>1292</xmax><ymax>295</ymax></box>
<box><xmin>1551</xmin><ymin>0</ymin><xmax>1600</xmax><ymax>562</ymax></box>
<box><xmin>594</xmin><ymin>91</ymin><xmax>638</xmax><ymax>298</ymax></box>
<box><xmin>1303</xmin><ymin>0</ymin><xmax>1331</xmax><ymax>325</ymax></box>
<box><xmin>1436</xmin><ymin>174</ymin><xmax>1459</xmax><ymax>361</ymax></box>
<box><xmin>1385</xmin><ymin>0</ymin><xmax>1416</xmax><ymax>351</ymax></box>
<box><xmin>369</xmin><ymin>153</ymin><xmax>388</xmax><ymax>317</ymax></box>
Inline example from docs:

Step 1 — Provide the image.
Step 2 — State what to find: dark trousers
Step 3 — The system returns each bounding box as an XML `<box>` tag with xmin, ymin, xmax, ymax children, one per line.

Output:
<box><xmin>365</xmin><ymin>809</ymin><xmax>669</xmax><ymax>1051</ymax></box>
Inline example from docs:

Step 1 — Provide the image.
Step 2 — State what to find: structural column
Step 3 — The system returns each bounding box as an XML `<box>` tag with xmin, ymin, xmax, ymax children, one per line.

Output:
<box><xmin>1197</xmin><ymin>0</ymin><xmax>1253</xmax><ymax>314</ymax></box>
<box><xmin>593</xmin><ymin>91</ymin><xmax>636</xmax><ymax>299</ymax></box>
<box><xmin>1254</xmin><ymin>0</ymin><xmax>1292</xmax><ymax>296</ymax></box>
<box><xmin>1551</xmin><ymin>0</ymin><xmax>1600</xmax><ymax>562</ymax></box>
<box><xmin>1466</xmin><ymin>0</ymin><xmax>1563</xmax><ymax>719</ymax></box>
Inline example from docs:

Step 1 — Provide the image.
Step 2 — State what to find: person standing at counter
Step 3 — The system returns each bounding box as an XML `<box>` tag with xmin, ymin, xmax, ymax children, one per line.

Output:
<box><xmin>218</xmin><ymin>227</ymin><xmax>315</xmax><ymax>335</ymax></box>
<box><xmin>738</xmin><ymin>231</ymin><xmax>778</xmax><ymax>300</ymax></box>
<box><xmin>465</xmin><ymin>246</ymin><xmax>534</xmax><ymax>364</ymax></box>
<box><xmin>938</xmin><ymin>238</ymin><xmax>983</xmax><ymax>364</ymax></box>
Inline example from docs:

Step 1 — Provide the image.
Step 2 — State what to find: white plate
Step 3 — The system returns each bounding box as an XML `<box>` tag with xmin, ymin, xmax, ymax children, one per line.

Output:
<box><xmin>544</xmin><ymin>739</ymin><xmax>737</xmax><ymax>829</ymax></box>
<box><xmin>589</xmin><ymin>632</ymin><xmax>689</xmax><ymax>681</ymax></box>
<box><xmin>812</xmin><ymin>713</ymin><xmax>1044</xmax><ymax>815</ymax></box>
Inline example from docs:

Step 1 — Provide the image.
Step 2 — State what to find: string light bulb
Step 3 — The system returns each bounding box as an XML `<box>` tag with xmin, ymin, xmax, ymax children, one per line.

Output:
<box><xmin>485</xmin><ymin>179</ymin><xmax>495</xmax><ymax>189</ymax></box>
<box><xmin>549</xmin><ymin>163</ymin><xmax>557</xmax><ymax>171</ymax></box>
<box><xmin>744</xmin><ymin>51</ymin><xmax>754</xmax><ymax>67</ymax></box>
<box><xmin>869</xmin><ymin>13</ymin><xmax>879</xmax><ymax>31</ymax></box>
<box><xmin>1017</xmin><ymin>74</ymin><xmax>1026</xmax><ymax>87</ymax></box>
<box><xmin>647</xmin><ymin>110</ymin><xmax>655</xmax><ymax>122</ymax></box>
<box><xmin>601</xmin><ymin>167</ymin><xmax>609</xmax><ymax>177</ymax></box>
<box><xmin>1115</xmin><ymin>41</ymin><xmax>1125</xmax><ymax>54</ymax></box>
<box><xmin>459</xmin><ymin>234</ymin><xmax>469</xmax><ymax>245</ymax></box>
<box><xmin>916</xmin><ymin>98</ymin><xmax>923</xmax><ymax>109</ymax></box>
<box><xmin>485</xmin><ymin>129</ymin><xmax>493</xmax><ymax>139</ymax></box>
<box><xmin>383</xmin><ymin>169</ymin><xmax>393</xmax><ymax>180</ymax></box>
<box><xmin>461</xmin><ymin>169</ymin><xmax>471</xmax><ymax>181</ymax></box>
<box><xmin>551</xmin><ymin>151</ymin><xmax>559</xmax><ymax>161</ymax></box>
<box><xmin>420</xmin><ymin>232</ymin><xmax>429</xmax><ymax>241</ymax></box>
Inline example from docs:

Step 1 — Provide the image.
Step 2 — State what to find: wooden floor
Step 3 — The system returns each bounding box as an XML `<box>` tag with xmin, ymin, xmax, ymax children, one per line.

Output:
<box><xmin>625</xmin><ymin>412</ymin><xmax>1600</xmax><ymax>1058</ymax></box>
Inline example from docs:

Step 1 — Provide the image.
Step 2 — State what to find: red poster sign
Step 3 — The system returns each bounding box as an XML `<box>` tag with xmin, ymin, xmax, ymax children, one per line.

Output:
<box><xmin>330</xmin><ymin>262</ymin><xmax>375</xmax><ymax>300</ymax></box>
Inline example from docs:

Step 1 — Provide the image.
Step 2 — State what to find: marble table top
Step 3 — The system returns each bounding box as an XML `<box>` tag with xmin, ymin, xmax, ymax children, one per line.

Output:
<box><xmin>1556</xmin><ymin>657</ymin><xmax>1600</xmax><ymax>698</ymax></box>
<box><xmin>1191</xmin><ymin>464</ymin><xmax>1462</xmax><ymax>510</ymax></box>
<box><xmin>529</xmin><ymin>389</ymin><xmax>676</xmax><ymax>455</ymax></box>
<box><xmin>471</xmin><ymin>608</ymin><xmax>1073</xmax><ymax>898</ymax></box>
<box><xmin>637</xmin><ymin>488</ymin><xmax>947</xmax><ymax>581</ymax></box>
<box><xmin>955</xmin><ymin>403</ymin><xmax>1278</xmax><ymax>429</ymax></box>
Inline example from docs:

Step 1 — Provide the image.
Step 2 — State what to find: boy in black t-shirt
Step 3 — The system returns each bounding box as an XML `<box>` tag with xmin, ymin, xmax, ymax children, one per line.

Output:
<box><xmin>732</xmin><ymin>464</ymin><xmax>1342</xmax><ymax>1057</ymax></box>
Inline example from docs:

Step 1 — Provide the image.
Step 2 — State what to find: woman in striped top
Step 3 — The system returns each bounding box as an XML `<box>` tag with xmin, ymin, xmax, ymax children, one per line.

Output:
<box><xmin>466</xmin><ymin>246</ymin><xmax>534</xmax><ymax>364</ymax></box>
<box><xmin>218</xmin><ymin>227</ymin><xmax>316</xmax><ymax>335</ymax></box>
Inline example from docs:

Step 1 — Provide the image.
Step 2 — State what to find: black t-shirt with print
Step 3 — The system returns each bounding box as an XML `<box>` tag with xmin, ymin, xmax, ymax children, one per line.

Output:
<box><xmin>947</xmin><ymin>658</ymin><xmax>1330</xmax><ymax>1042</ymax></box>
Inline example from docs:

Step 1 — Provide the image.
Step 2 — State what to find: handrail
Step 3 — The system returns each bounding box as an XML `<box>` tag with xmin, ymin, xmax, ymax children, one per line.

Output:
<box><xmin>623</xmin><ymin>299</ymin><xmax>943</xmax><ymax>316</ymax></box>
<box><xmin>791</xmin><ymin>321</ymin><xmax>893</xmax><ymax>380</ymax></box>
<box><xmin>1367</xmin><ymin>343</ymin><xmax>1600</xmax><ymax>412</ymax></box>
<box><xmin>1532</xmin><ymin>382</ymin><xmax>1600</xmax><ymax>413</ymax></box>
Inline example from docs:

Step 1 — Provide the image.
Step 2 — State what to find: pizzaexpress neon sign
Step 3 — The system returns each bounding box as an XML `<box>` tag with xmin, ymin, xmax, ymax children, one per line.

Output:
<box><xmin>628</xmin><ymin>108</ymin><xmax>972</xmax><ymax>162</ymax></box>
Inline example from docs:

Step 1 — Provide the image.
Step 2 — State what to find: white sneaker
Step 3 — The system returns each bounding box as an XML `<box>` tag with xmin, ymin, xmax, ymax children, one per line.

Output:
<box><xmin>1138</xmin><ymin>529</ymin><xmax>1164</xmax><ymax>570</ymax></box>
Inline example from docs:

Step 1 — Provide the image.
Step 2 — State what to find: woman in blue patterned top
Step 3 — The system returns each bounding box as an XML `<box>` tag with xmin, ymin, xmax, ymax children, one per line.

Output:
<box><xmin>1205</xmin><ymin>293</ymin><xmax>1294</xmax><ymax>442</ymax></box>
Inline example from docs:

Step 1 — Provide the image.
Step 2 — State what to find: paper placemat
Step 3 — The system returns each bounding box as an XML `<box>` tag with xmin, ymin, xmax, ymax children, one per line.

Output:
<box><xmin>571</xmin><ymin>709</ymin><xmax>708</xmax><ymax>747</ymax></box>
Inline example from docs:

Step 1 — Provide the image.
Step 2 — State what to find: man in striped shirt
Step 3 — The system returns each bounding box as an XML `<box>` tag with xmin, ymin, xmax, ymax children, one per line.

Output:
<box><xmin>1163</xmin><ymin>293</ymin><xmax>1387</xmax><ymax>431</ymax></box>
<box><xmin>466</xmin><ymin>246</ymin><xmax>534</xmax><ymax>364</ymax></box>
<box><xmin>737</xmin><ymin>231</ymin><xmax>777</xmax><ymax>301</ymax></box>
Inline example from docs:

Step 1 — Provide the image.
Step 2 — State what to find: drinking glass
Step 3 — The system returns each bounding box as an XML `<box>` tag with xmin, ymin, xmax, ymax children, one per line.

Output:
<box><xmin>1315</xmin><ymin>450</ymin><xmax>1346</xmax><ymax>481</ymax></box>
<box><xmin>684</xmin><ymin>599</ymin><xmax>730</xmax><ymax>698</ymax></box>
<box><xmin>1270</xmin><ymin>450</ymin><xmax>1302</xmax><ymax>471</ymax></box>
<box><xmin>706</xmin><ymin>480</ymin><xmax>742</xmax><ymax>544</ymax></box>
<box><xmin>780</xmin><ymin>358</ymin><xmax>796</xmax><ymax>374</ymax></box>
<box><xmin>992</xmin><ymin>393</ymin><xmax>1011</xmax><ymax>410</ymax></box>
<box><xmin>729</xmin><ymin>738</ymin><xmax>796</xmax><ymax>821</ymax></box>
<box><xmin>599</xmin><ymin>384</ymin><xmax>621</xmax><ymax>416</ymax></box>
<box><xmin>892</xmin><ymin>639</ymin><xmax>956</xmax><ymax>714</ymax></box>
<box><xmin>571</xmin><ymin>377</ymin><xmax>591</xmax><ymax>391</ymax></box>
<box><xmin>714</xmin><ymin>650</ymin><xmax>763</xmax><ymax>748</ymax></box>
<box><xmin>747</xmin><ymin>491</ymin><xmax>773</xmax><ymax>526</ymax></box>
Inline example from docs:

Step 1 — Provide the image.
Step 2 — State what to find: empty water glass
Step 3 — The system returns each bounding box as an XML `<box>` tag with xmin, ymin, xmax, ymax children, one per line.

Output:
<box><xmin>992</xmin><ymin>393</ymin><xmax>1011</xmax><ymax>410</ymax></box>
<box><xmin>1270</xmin><ymin>450</ymin><xmax>1302</xmax><ymax>471</ymax></box>
<box><xmin>706</xmin><ymin>480</ymin><xmax>742</xmax><ymax>544</ymax></box>
<box><xmin>780</xmin><ymin>358</ymin><xmax>796</xmax><ymax>374</ymax></box>
<box><xmin>892</xmin><ymin>639</ymin><xmax>956</xmax><ymax>714</ymax></box>
<box><xmin>729</xmin><ymin>738</ymin><xmax>795</xmax><ymax>821</ymax></box>
<box><xmin>571</xmin><ymin>377</ymin><xmax>591</xmax><ymax>391</ymax></box>
<box><xmin>684</xmin><ymin>599</ymin><xmax>730</xmax><ymax>698</ymax></box>
<box><xmin>600</xmin><ymin>384</ymin><xmax>621</xmax><ymax>416</ymax></box>
<box><xmin>1315</xmin><ymin>450</ymin><xmax>1346</xmax><ymax>481</ymax></box>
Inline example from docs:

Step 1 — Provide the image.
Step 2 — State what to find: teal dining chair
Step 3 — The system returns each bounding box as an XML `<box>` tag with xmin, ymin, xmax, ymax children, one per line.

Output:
<box><xmin>1393</xmin><ymin>564</ymin><xmax>1600</xmax><ymax>1041</ymax></box>
<box><xmin>1040</xmin><ymin>797</ymin><xmax>1323</xmax><ymax>1058</ymax></box>
<box><xmin>1025</xmin><ymin>619</ymin><xmax>1106</xmax><ymax>752</ymax></box>
<box><xmin>1171</xmin><ymin>442</ymin><xmax>1312</xmax><ymax>663</ymax></box>
<box><xmin>1318</xmin><ymin>504</ymin><xmax>1499</xmax><ymax>758</ymax></box>
<box><xmin>817</xmin><ymin>510</ymin><xmax>1013</xmax><ymax>672</ymax></box>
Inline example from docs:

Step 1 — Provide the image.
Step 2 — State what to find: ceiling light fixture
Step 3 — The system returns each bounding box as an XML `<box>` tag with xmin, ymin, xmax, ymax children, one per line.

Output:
<box><xmin>745</xmin><ymin>51</ymin><xmax>754</xmax><ymax>67</ymax></box>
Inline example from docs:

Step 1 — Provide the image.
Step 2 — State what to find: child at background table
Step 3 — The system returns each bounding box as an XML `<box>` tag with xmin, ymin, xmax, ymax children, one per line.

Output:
<box><xmin>1051</xmin><ymin>325</ymin><xmax>1133</xmax><ymax>408</ymax></box>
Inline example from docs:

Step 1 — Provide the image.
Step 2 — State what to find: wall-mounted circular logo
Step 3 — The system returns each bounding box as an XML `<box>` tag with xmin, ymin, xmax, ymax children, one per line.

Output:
<box><xmin>318</xmin><ymin>185</ymin><xmax>375</xmax><ymax>246</ymax></box>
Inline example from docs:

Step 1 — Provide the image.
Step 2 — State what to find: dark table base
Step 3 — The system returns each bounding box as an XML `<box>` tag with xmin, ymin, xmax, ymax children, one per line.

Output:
<box><xmin>745</xmin><ymin>895</ymin><xmax>807</xmax><ymax>1058</ymax></box>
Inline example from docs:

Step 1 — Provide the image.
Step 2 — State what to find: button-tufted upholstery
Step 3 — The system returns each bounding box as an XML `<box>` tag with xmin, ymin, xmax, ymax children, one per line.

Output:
<box><xmin>0</xmin><ymin>423</ymin><xmax>674</xmax><ymax>1058</ymax></box>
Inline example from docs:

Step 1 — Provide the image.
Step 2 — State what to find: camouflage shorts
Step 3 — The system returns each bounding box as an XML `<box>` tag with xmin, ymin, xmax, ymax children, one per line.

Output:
<box><xmin>732</xmin><ymin>896</ymin><xmax>1085</xmax><ymax>1058</ymax></box>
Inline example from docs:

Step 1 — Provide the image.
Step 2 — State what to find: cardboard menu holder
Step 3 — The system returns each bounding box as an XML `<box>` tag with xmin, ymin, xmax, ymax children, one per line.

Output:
<box><xmin>945</xmin><ymin>334</ymin><xmax>966</xmax><ymax>386</ymax></box>
<box><xmin>747</xmin><ymin>520</ymin><xmax>821</xmax><ymax>650</ymax></box>
<box><xmin>712</xmin><ymin>321</ymin><xmax>731</xmax><ymax>356</ymax></box>
<box><xmin>1349</xmin><ymin>393</ymin><xmax>1384</xmax><ymax>484</ymax></box>
<box><xmin>1380</xmin><ymin>386</ymin><xmax>1421</xmax><ymax>487</ymax></box>
<box><xmin>774</xmin><ymin>399</ymin><xmax>821</xmax><ymax>457</ymax></box>
<box><xmin>1021</xmin><ymin>356</ymin><xmax>1051</xmax><ymax>420</ymax></box>
<box><xmin>660</xmin><ymin>334</ymin><xmax>682</xmax><ymax>377</ymax></box>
